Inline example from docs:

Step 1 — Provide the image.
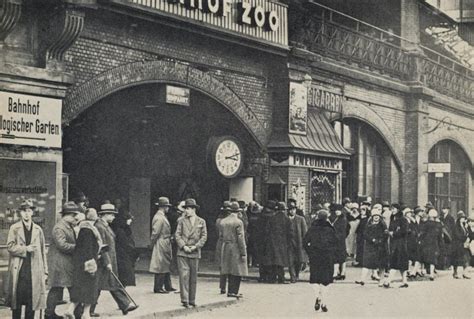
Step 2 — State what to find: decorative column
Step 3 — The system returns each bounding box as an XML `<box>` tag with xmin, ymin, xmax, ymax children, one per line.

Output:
<box><xmin>0</xmin><ymin>0</ymin><xmax>22</xmax><ymax>47</ymax></box>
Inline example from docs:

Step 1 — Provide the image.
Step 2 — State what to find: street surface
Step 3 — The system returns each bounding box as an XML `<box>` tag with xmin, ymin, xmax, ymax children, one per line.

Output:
<box><xmin>182</xmin><ymin>269</ymin><xmax>473</xmax><ymax>319</ymax></box>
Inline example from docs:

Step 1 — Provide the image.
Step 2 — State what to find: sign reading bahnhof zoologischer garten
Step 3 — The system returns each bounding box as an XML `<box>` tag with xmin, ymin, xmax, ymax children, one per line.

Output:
<box><xmin>0</xmin><ymin>91</ymin><xmax>62</xmax><ymax>148</ymax></box>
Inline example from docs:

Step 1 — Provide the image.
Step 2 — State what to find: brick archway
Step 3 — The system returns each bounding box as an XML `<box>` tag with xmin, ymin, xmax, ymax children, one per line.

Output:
<box><xmin>63</xmin><ymin>60</ymin><xmax>266</xmax><ymax>148</ymax></box>
<box><xmin>328</xmin><ymin>100</ymin><xmax>404</xmax><ymax>170</ymax></box>
<box><xmin>427</xmin><ymin>136</ymin><xmax>474</xmax><ymax>171</ymax></box>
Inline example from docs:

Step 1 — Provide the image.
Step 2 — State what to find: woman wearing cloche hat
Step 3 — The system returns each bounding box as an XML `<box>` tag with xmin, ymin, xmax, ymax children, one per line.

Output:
<box><xmin>419</xmin><ymin>208</ymin><xmax>444</xmax><ymax>281</ymax></box>
<box><xmin>451</xmin><ymin>211</ymin><xmax>471</xmax><ymax>279</ymax></box>
<box><xmin>355</xmin><ymin>208</ymin><xmax>388</xmax><ymax>287</ymax></box>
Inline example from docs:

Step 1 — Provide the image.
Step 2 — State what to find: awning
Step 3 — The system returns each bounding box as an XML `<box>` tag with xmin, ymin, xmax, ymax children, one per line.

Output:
<box><xmin>268</xmin><ymin>110</ymin><xmax>350</xmax><ymax>160</ymax></box>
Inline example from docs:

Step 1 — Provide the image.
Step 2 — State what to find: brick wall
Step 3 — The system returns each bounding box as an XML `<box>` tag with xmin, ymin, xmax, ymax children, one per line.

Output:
<box><xmin>64</xmin><ymin>9</ymin><xmax>280</xmax><ymax>143</ymax></box>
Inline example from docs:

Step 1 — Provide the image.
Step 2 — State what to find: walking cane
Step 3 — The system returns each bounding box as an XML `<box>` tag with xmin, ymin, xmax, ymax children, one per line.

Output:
<box><xmin>110</xmin><ymin>270</ymin><xmax>139</xmax><ymax>308</ymax></box>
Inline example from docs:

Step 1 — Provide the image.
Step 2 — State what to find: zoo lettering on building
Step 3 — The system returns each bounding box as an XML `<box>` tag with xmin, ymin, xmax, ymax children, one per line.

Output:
<box><xmin>120</xmin><ymin>0</ymin><xmax>288</xmax><ymax>46</ymax></box>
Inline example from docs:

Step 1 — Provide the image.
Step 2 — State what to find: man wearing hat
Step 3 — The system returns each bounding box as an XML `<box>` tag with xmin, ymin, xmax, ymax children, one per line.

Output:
<box><xmin>6</xmin><ymin>200</ymin><xmax>47</xmax><ymax>319</ymax></box>
<box><xmin>150</xmin><ymin>197</ymin><xmax>176</xmax><ymax>293</ymax></box>
<box><xmin>92</xmin><ymin>203</ymin><xmax>137</xmax><ymax>316</ymax></box>
<box><xmin>256</xmin><ymin>200</ymin><xmax>277</xmax><ymax>282</ymax></box>
<box><xmin>175</xmin><ymin>199</ymin><xmax>207</xmax><ymax>308</ymax></box>
<box><xmin>287</xmin><ymin>201</ymin><xmax>309</xmax><ymax>283</ymax></box>
<box><xmin>219</xmin><ymin>202</ymin><xmax>248</xmax><ymax>298</ymax></box>
<box><xmin>439</xmin><ymin>204</ymin><xmax>455</xmax><ymax>270</ymax></box>
<box><xmin>265</xmin><ymin>202</ymin><xmax>291</xmax><ymax>284</ymax></box>
<box><xmin>216</xmin><ymin>201</ymin><xmax>231</xmax><ymax>294</ymax></box>
<box><xmin>72</xmin><ymin>191</ymin><xmax>89</xmax><ymax>213</ymax></box>
<box><xmin>45</xmin><ymin>202</ymin><xmax>81</xmax><ymax>319</ymax></box>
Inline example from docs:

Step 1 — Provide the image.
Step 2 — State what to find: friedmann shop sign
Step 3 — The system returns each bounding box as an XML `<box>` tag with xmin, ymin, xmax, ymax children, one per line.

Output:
<box><xmin>123</xmin><ymin>0</ymin><xmax>288</xmax><ymax>46</ymax></box>
<box><xmin>0</xmin><ymin>91</ymin><xmax>62</xmax><ymax>148</ymax></box>
<box><xmin>289</xmin><ymin>154</ymin><xmax>343</xmax><ymax>171</ymax></box>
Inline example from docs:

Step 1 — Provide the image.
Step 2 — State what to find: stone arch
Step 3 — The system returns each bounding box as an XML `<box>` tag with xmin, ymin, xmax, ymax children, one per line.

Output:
<box><xmin>63</xmin><ymin>60</ymin><xmax>267</xmax><ymax>148</ymax></box>
<box><xmin>328</xmin><ymin>100</ymin><xmax>404</xmax><ymax>170</ymax></box>
<box><xmin>427</xmin><ymin>135</ymin><xmax>474</xmax><ymax>170</ymax></box>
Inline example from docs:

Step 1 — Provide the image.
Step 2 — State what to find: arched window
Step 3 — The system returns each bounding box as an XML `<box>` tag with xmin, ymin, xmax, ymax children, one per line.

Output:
<box><xmin>334</xmin><ymin>119</ymin><xmax>399</xmax><ymax>202</ymax></box>
<box><xmin>428</xmin><ymin>140</ymin><xmax>470</xmax><ymax>214</ymax></box>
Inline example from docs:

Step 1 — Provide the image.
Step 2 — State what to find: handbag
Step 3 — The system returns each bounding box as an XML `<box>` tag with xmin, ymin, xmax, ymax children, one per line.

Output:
<box><xmin>469</xmin><ymin>241</ymin><xmax>474</xmax><ymax>256</ymax></box>
<box><xmin>84</xmin><ymin>259</ymin><xmax>98</xmax><ymax>274</ymax></box>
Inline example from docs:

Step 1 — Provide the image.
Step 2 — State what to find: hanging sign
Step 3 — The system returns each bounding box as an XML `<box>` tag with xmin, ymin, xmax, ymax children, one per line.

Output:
<box><xmin>0</xmin><ymin>91</ymin><xmax>62</xmax><ymax>148</ymax></box>
<box><xmin>166</xmin><ymin>85</ymin><xmax>190</xmax><ymax>106</ymax></box>
<box><xmin>427</xmin><ymin>163</ymin><xmax>451</xmax><ymax>173</ymax></box>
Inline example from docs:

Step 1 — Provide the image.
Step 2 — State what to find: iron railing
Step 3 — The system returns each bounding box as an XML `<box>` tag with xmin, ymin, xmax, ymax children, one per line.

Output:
<box><xmin>295</xmin><ymin>1</ymin><xmax>474</xmax><ymax>104</ymax></box>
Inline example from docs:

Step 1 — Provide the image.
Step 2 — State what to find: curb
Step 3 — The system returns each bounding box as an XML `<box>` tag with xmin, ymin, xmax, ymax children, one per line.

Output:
<box><xmin>129</xmin><ymin>298</ymin><xmax>241</xmax><ymax>318</ymax></box>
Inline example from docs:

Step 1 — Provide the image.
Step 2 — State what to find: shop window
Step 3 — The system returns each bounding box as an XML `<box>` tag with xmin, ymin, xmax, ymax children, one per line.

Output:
<box><xmin>428</xmin><ymin>140</ymin><xmax>469</xmax><ymax>214</ymax></box>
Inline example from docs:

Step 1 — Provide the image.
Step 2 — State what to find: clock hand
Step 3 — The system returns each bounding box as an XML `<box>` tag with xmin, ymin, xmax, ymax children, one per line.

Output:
<box><xmin>225</xmin><ymin>153</ymin><xmax>240</xmax><ymax>160</ymax></box>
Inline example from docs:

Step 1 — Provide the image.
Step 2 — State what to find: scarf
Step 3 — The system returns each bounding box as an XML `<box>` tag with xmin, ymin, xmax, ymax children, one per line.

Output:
<box><xmin>79</xmin><ymin>220</ymin><xmax>103</xmax><ymax>253</ymax></box>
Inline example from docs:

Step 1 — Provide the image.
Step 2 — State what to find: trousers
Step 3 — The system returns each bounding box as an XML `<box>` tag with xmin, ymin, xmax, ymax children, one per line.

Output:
<box><xmin>12</xmin><ymin>307</ymin><xmax>34</xmax><ymax>319</ymax></box>
<box><xmin>219</xmin><ymin>275</ymin><xmax>227</xmax><ymax>292</ymax></box>
<box><xmin>45</xmin><ymin>286</ymin><xmax>71</xmax><ymax>316</ymax></box>
<box><xmin>90</xmin><ymin>288</ymin><xmax>130</xmax><ymax>313</ymax></box>
<box><xmin>288</xmin><ymin>261</ymin><xmax>301</xmax><ymax>281</ymax></box>
<box><xmin>177</xmin><ymin>256</ymin><xmax>199</xmax><ymax>303</ymax></box>
<box><xmin>227</xmin><ymin>275</ymin><xmax>241</xmax><ymax>294</ymax></box>
<box><xmin>154</xmin><ymin>273</ymin><xmax>173</xmax><ymax>291</ymax></box>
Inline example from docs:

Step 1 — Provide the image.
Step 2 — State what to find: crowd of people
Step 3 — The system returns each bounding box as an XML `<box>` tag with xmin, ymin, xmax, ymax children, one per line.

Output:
<box><xmin>5</xmin><ymin>193</ymin><xmax>474</xmax><ymax>317</ymax></box>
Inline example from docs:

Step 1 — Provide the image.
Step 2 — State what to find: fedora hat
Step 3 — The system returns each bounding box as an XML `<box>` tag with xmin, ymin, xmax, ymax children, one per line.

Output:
<box><xmin>61</xmin><ymin>201</ymin><xmax>81</xmax><ymax>215</ymax></box>
<box><xmin>72</xmin><ymin>191</ymin><xmax>88</xmax><ymax>203</ymax></box>
<box><xmin>228</xmin><ymin>202</ymin><xmax>242</xmax><ymax>213</ymax></box>
<box><xmin>19</xmin><ymin>200</ymin><xmax>35</xmax><ymax>211</ymax></box>
<box><xmin>276</xmin><ymin>202</ymin><xmax>288</xmax><ymax>211</ymax></box>
<box><xmin>183</xmin><ymin>198</ymin><xmax>199</xmax><ymax>209</ymax></box>
<box><xmin>99</xmin><ymin>203</ymin><xmax>117</xmax><ymax>214</ymax></box>
<box><xmin>221</xmin><ymin>201</ymin><xmax>232</xmax><ymax>211</ymax></box>
<box><xmin>155</xmin><ymin>197</ymin><xmax>172</xmax><ymax>207</ymax></box>
<box><xmin>265</xmin><ymin>200</ymin><xmax>277</xmax><ymax>210</ymax></box>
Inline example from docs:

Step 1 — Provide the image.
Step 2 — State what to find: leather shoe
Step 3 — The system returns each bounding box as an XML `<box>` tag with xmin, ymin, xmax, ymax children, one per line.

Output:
<box><xmin>90</xmin><ymin>313</ymin><xmax>100</xmax><ymax>317</ymax></box>
<box><xmin>220</xmin><ymin>290</ymin><xmax>226</xmax><ymax>294</ymax></box>
<box><xmin>189</xmin><ymin>302</ymin><xmax>197</xmax><ymax>307</ymax></box>
<box><xmin>122</xmin><ymin>304</ymin><xmax>138</xmax><ymax>315</ymax></box>
<box><xmin>399</xmin><ymin>283</ymin><xmax>409</xmax><ymax>288</ymax></box>
<box><xmin>227</xmin><ymin>293</ymin><xmax>242</xmax><ymax>299</ymax></box>
<box><xmin>166</xmin><ymin>287</ymin><xmax>177</xmax><ymax>292</ymax></box>
<box><xmin>355</xmin><ymin>280</ymin><xmax>365</xmax><ymax>286</ymax></box>
<box><xmin>154</xmin><ymin>289</ymin><xmax>170</xmax><ymax>294</ymax></box>
<box><xmin>321</xmin><ymin>305</ymin><xmax>328</xmax><ymax>312</ymax></box>
<box><xmin>181</xmin><ymin>302</ymin><xmax>189</xmax><ymax>308</ymax></box>
<box><xmin>314</xmin><ymin>297</ymin><xmax>321</xmax><ymax>311</ymax></box>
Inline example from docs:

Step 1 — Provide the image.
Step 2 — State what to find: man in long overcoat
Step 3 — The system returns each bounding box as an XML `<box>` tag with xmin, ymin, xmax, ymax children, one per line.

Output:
<box><xmin>215</xmin><ymin>201</ymin><xmax>231</xmax><ymax>294</ymax></box>
<box><xmin>150</xmin><ymin>197</ymin><xmax>176</xmax><ymax>293</ymax></box>
<box><xmin>92</xmin><ymin>203</ymin><xmax>137</xmax><ymax>316</ymax></box>
<box><xmin>175</xmin><ymin>198</ymin><xmax>207</xmax><ymax>308</ymax></box>
<box><xmin>257</xmin><ymin>200</ymin><xmax>276</xmax><ymax>282</ymax></box>
<box><xmin>287</xmin><ymin>203</ymin><xmax>308</xmax><ymax>282</ymax></box>
<box><xmin>45</xmin><ymin>202</ymin><xmax>81</xmax><ymax>318</ymax></box>
<box><xmin>264</xmin><ymin>202</ymin><xmax>291</xmax><ymax>284</ymax></box>
<box><xmin>439</xmin><ymin>205</ymin><xmax>455</xmax><ymax>270</ymax></box>
<box><xmin>220</xmin><ymin>202</ymin><xmax>248</xmax><ymax>298</ymax></box>
<box><xmin>6</xmin><ymin>200</ymin><xmax>48</xmax><ymax>319</ymax></box>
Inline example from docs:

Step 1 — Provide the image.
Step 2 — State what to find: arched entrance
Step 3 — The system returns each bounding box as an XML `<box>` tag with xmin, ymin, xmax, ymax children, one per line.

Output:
<box><xmin>428</xmin><ymin>140</ymin><xmax>472</xmax><ymax>214</ymax></box>
<box><xmin>63</xmin><ymin>82</ymin><xmax>263</xmax><ymax>248</ymax></box>
<box><xmin>332</xmin><ymin>118</ymin><xmax>401</xmax><ymax>202</ymax></box>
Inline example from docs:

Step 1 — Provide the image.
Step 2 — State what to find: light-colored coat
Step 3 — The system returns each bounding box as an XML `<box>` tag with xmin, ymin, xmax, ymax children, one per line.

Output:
<box><xmin>6</xmin><ymin>222</ymin><xmax>48</xmax><ymax>310</ymax></box>
<box><xmin>95</xmin><ymin>218</ymin><xmax>119</xmax><ymax>290</ymax></box>
<box><xmin>149</xmin><ymin>211</ymin><xmax>172</xmax><ymax>273</ymax></box>
<box><xmin>47</xmin><ymin>219</ymin><xmax>76</xmax><ymax>288</ymax></box>
<box><xmin>175</xmin><ymin>216</ymin><xmax>207</xmax><ymax>259</ymax></box>
<box><xmin>220</xmin><ymin>214</ymin><xmax>248</xmax><ymax>276</ymax></box>
<box><xmin>288</xmin><ymin>214</ymin><xmax>309</xmax><ymax>264</ymax></box>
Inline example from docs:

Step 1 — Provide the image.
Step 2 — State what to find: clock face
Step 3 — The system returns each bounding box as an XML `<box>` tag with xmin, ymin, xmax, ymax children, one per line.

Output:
<box><xmin>215</xmin><ymin>139</ymin><xmax>243</xmax><ymax>178</ymax></box>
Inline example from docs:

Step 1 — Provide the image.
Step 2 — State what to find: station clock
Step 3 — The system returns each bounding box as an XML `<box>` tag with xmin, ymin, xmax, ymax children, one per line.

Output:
<box><xmin>212</xmin><ymin>136</ymin><xmax>243</xmax><ymax>178</ymax></box>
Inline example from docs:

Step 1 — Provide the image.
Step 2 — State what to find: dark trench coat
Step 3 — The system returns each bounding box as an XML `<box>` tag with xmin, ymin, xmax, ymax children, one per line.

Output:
<box><xmin>95</xmin><ymin>218</ymin><xmax>120</xmax><ymax>290</ymax></box>
<box><xmin>419</xmin><ymin>220</ymin><xmax>443</xmax><ymax>265</ymax></box>
<box><xmin>362</xmin><ymin>219</ymin><xmax>388</xmax><ymax>269</ymax></box>
<box><xmin>388</xmin><ymin>214</ymin><xmax>409</xmax><ymax>271</ymax></box>
<box><xmin>330</xmin><ymin>215</ymin><xmax>348</xmax><ymax>264</ymax></box>
<box><xmin>112</xmin><ymin>218</ymin><xmax>138</xmax><ymax>286</ymax></box>
<box><xmin>451</xmin><ymin>220</ymin><xmax>469</xmax><ymax>267</ymax></box>
<box><xmin>304</xmin><ymin>219</ymin><xmax>337</xmax><ymax>286</ymax></box>
<box><xmin>262</xmin><ymin>211</ymin><xmax>290</xmax><ymax>267</ymax></box>
<box><xmin>71</xmin><ymin>222</ymin><xmax>100</xmax><ymax>304</ymax></box>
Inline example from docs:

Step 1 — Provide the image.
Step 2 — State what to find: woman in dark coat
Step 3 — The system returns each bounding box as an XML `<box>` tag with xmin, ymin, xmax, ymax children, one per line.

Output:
<box><xmin>330</xmin><ymin>204</ymin><xmax>348</xmax><ymax>280</ymax></box>
<box><xmin>111</xmin><ymin>212</ymin><xmax>139</xmax><ymax>286</ymax></box>
<box><xmin>68</xmin><ymin>209</ymin><xmax>102</xmax><ymax>318</ymax></box>
<box><xmin>451</xmin><ymin>212</ymin><xmax>470</xmax><ymax>279</ymax></box>
<box><xmin>304</xmin><ymin>210</ymin><xmax>337</xmax><ymax>313</ymax></box>
<box><xmin>355</xmin><ymin>206</ymin><xmax>369</xmax><ymax>266</ymax></box>
<box><xmin>419</xmin><ymin>209</ymin><xmax>443</xmax><ymax>281</ymax></box>
<box><xmin>355</xmin><ymin>209</ymin><xmax>388</xmax><ymax>286</ymax></box>
<box><xmin>384</xmin><ymin>208</ymin><xmax>409</xmax><ymax>288</ymax></box>
<box><xmin>405</xmin><ymin>209</ymin><xmax>421</xmax><ymax>278</ymax></box>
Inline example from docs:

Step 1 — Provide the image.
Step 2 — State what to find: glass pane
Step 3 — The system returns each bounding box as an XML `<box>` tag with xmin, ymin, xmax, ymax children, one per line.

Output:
<box><xmin>343</xmin><ymin>123</ymin><xmax>352</xmax><ymax>149</ymax></box>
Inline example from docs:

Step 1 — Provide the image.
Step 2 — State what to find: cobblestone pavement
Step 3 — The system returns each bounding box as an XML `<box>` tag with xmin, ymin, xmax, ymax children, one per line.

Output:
<box><xmin>181</xmin><ymin>269</ymin><xmax>473</xmax><ymax>319</ymax></box>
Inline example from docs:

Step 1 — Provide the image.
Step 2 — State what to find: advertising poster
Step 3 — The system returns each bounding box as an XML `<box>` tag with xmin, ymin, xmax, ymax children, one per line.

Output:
<box><xmin>289</xmin><ymin>81</ymin><xmax>307</xmax><ymax>135</ymax></box>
